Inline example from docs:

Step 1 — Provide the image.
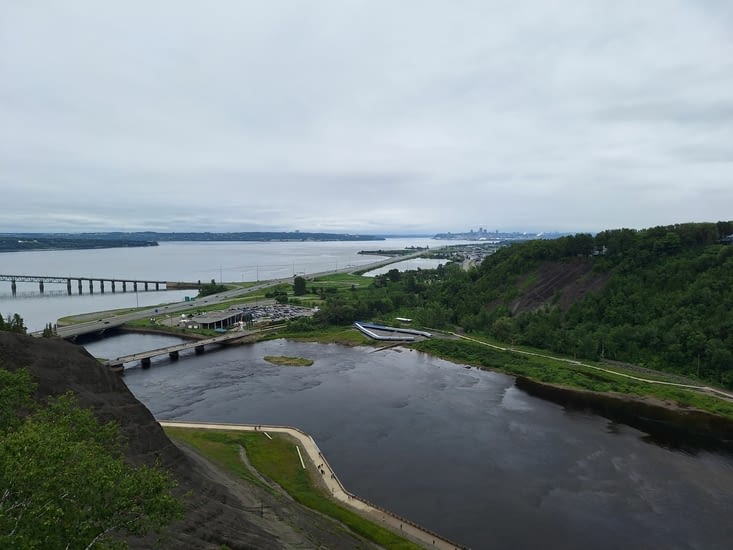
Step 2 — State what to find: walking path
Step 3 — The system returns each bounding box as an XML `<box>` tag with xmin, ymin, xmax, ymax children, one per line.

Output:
<box><xmin>159</xmin><ymin>420</ymin><xmax>466</xmax><ymax>550</ymax></box>
<box><xmin>450</xmin><ymin>333</ymin><xmax>733</xmax><ymax>401</ymax></box>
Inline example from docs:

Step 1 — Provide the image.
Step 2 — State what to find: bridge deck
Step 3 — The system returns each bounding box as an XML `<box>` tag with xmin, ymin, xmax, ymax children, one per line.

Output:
<box><xmin>103</xmin><ymin>330</ymin><xmax>252</xmax><ymax>367</ymax></box>
<box><xmin>0</xmin><ymin>273</ymin><xmax>169</xmax><ymax>284</ymax></box>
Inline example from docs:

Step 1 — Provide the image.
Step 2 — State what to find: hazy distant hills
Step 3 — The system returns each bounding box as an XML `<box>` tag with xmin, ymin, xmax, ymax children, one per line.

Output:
<box><xmin>0</xmin><ymin>231</ymin><xmax>385</xmax><ymax>252</ymax></box>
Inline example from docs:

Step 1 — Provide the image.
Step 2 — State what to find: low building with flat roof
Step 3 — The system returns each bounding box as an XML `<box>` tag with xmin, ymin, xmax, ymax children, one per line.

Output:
<box><xmin>190</xmin><ymin>309</ymin><xmax>245</xmax><ymax>330</ymax></box>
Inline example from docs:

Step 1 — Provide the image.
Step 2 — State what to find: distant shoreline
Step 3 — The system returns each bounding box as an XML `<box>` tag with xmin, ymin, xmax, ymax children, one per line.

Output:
<box><xmin>0</xmin><ymin>230</ymin><xmax>386</xmax><ymax>251</ymax></box>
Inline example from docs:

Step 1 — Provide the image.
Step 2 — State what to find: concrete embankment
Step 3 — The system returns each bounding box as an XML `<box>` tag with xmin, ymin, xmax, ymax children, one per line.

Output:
<box><xmin>159</xmin><ymin>420</ymin><xmax>467</xmax><ymax>550</ymax></box>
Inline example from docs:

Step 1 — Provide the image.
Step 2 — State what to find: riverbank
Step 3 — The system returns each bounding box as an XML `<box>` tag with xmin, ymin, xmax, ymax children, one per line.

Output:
<box><xmin>412</xmin><ymin>334</ymin><xmax>733</xmax><ymax>450</ymax></box>
<box><xmin>110</xmin><ymin>321</ymin><xmax>733</xmax><ymax>449</ymax></box>
<box><xmin>94</xmin><ymin>314</ymin><xmax>733</xmax><ymax>451</ymax></box>
<box><xmin>161</xmin><ymin>421</ymin><xmax>465</xmax><ymax>550</ymax></box>
<box><xmin>515</xmin><ymin>377</ymin><xmax>733</xmax><ymax>451</ymax></box>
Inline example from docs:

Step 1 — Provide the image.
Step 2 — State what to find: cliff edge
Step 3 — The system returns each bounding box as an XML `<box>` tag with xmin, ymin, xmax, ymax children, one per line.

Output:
<box><xmin>0</xmin><ymin>332</ymin><xmax>375</xmax><ymax>549</ymax></box>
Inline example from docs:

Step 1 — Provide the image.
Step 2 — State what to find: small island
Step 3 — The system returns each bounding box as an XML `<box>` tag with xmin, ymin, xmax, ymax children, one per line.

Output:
<box><xmin>264</xmin><ymin>355</ymin><xmax>313</xmax><ymax>367</ymax></box>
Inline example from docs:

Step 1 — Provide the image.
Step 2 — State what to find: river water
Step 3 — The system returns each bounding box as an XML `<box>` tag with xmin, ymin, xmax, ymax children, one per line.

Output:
<box><xmin>83</xmin><ymin>335</ymin><xmax>733</xmax><ymax>550</ymax></box>
<box><xmin>0</xmin><ymin>238</ymin><xmax>451</xmax><ymax>331</ymax></box>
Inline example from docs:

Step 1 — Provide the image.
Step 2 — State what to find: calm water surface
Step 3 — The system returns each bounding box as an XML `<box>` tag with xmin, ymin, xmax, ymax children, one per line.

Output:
<box><xmin>1</xmin><ymin>239</ymin><xmax>459</xmax><ymax>331</ymax></box>
<box><xmin>84</xmin><ymin>336</ymin><xmax>733</xmax><ymax>550</ymax></box>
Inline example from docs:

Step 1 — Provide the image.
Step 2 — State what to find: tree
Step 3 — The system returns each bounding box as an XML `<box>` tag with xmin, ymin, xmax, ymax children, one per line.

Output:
<box><xmin>0</xmin><ymin>378</ymin><xmax>183</xmax><ymax>549</ymax></box>
<box><xmin>0</xmin><ymin>312</ymin><xmax>26</xmax><ymax>334</ymax></box>
<box><xmin>293</xmin><ymin>276</ymin><xmax>307</xmax><ymax>296</ymax></box>
<box><xmin>197</xmin><ymin>283</ymin><xmax>227</xmax><ymax>297</ymax></box>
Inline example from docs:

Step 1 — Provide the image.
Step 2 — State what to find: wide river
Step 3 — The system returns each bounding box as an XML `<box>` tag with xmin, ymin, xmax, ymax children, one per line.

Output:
<box><xmin>0</xmin><ymin>238</ymin><xmax>450</xmax><ymax>331</ymax></box>
<box><xmin>84</xmin><ymin>333</ymin><xmax>733</xmax><ymax>550</ymax></box>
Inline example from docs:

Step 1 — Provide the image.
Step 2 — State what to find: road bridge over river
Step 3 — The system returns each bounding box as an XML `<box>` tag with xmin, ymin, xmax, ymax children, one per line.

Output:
<box><xmin>103</xmin><ymin>329</ymin><xmax>270</xmax><ymax>370</ymax></box>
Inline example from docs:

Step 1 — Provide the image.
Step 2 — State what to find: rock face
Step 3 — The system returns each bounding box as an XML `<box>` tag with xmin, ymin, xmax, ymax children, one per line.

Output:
<box><xmin>0</xmin><ymin>332</ymin><xmax>372</xmax><ymax>549</ymax></box>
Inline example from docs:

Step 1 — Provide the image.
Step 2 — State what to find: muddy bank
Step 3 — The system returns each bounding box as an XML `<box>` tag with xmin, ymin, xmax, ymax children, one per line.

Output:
<box><xmin>515</xmin><ymin>376</ymin><xmax>733</xmax><ymax>452</ymax></box>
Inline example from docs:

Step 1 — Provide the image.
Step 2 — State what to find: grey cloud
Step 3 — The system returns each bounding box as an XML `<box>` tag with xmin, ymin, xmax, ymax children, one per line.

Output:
<box><xmin>1</xmin><ymin>1</ymin><xmax>731</xmax><ymax>234</ymax></box>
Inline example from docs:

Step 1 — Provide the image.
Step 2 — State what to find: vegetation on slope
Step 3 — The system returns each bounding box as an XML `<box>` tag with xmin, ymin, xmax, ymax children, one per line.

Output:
<box><xmin>164</xmin><ymin>428</ymin><xmax>422</xmax><ymax>550</ymax></box>
<box><xmin>308</xmin><ymin>221</ymin><xmax>733</xmax><ymax>389</ymax></box>
<box><xmin>0</xmin><ymin>368</ymin><xmax>183</xmax><ymax>548</ymax></box>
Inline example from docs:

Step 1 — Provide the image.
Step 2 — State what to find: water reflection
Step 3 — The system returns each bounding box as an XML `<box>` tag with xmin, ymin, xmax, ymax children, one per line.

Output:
<box><xmin>84</xmin><ymin>336</ymin><xmax>733</xmax><ymax>549</ymax></box>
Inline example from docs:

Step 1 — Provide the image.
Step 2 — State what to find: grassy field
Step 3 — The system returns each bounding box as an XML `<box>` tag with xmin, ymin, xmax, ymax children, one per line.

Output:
<box><xmin>163</xmin><ymin>428</ymin><xmax>422</xmax><ymax>550</ymax></box>
<box><xmin>267</xmin><ymin>325</ymin><xmax>372</xmax><ymax>346</ymax></box>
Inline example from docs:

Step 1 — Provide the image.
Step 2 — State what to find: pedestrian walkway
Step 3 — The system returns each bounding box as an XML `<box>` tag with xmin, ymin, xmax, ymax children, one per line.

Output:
<box><xmin>159</xmin><ymin>420</ymin><xmax>466</xmax><ymax>550</ymax></box>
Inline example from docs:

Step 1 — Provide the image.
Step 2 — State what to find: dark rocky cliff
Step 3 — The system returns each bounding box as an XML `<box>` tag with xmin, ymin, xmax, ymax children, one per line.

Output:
<box><xmin>0</xmin><ymin>332</ymin><xmax>373</xmax><ymax>549</ymax></box>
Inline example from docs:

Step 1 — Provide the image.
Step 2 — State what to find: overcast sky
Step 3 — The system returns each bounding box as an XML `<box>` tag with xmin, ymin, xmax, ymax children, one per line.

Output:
<box><xmin>1</xmin><ymin>1</ymin><xmax>731</xmax><ymax>235</ymax></box>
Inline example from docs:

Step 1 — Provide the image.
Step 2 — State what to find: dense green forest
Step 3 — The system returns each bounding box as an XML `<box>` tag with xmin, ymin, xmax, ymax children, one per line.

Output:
<box><xmin>311</xmin><ymin>222</ymin><xmax>733</xmax><ymax>388</ymax></box>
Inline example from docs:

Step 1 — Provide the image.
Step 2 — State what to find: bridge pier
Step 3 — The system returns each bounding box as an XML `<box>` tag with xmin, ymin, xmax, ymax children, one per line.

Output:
<box><xmin>1</xmin><ymin>274</ymin><xmax>172</xmax><ymax>298</ymax></box>
<box><xmin>169</xmin><ymin>350</ymin><xmax>179</xmax><ymax>361</ymax></box>
<box><xmin>141</xmin><ymin>357</ymin><xmax>151</xmax><ymax>369</ymax></box>
<box><xmin>108</xmin><ymin>363</ymin><xmax>123</xmax><ymax>373</ymax></box>
<box><xmin>195</xmin><ymin>345</ymin><xmax>205</xmax><ymax>355</ymax></box>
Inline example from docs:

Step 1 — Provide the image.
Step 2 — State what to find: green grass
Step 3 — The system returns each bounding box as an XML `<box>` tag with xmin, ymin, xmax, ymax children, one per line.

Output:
<box><xmin>312</xmin><ymin>273</ymin><xmax>370</xmax><ymax>286</ymax></box>
<box><xmin>163</xmin><ymin>428</ymin><xmax>422</xmax><ymax>549</ymax></box>
<box><xmin>412</xmin><ymin>338</ymin><xmax>733</xmax><ymax>420</ymax></box>
<box><xmin>163</xmin><ymin>428</ymin><xmax>271</xmax><ymax>491</ymax></box>
<box><xmin>268</xmin><ymin>325</ymin><xmax>372</xmax><ymax>346</ymax></box>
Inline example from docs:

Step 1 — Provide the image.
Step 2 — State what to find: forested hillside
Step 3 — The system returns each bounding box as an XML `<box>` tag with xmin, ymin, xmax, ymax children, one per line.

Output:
<box><xmin>314</xmin><ymin>221</ymin><xmax>733</xmax><ymax>388</ymax></box>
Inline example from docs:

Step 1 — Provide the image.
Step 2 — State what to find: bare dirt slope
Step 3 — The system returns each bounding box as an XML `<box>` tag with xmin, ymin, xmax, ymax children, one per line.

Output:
<box><xmin>0</xmin><ymin>331</ymin><xmax>377</xmax><ymax>549</ymax></box>
<box><xmin>507</xmin><ymin>260</ymin><xmax>608</xmax><ymax>315</ymax></box>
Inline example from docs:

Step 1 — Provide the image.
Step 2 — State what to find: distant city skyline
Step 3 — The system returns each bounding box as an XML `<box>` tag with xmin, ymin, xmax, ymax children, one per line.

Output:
<box><xmin>2</xmin><ymin>2</ymin><xmax>731</xmax><ymax>234</ymax></box>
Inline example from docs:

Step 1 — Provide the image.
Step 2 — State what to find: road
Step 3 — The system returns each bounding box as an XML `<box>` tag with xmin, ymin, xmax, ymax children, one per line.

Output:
<box><xmin>48</xmin><ymin>250</ymin><xmax>435</xmax><ymax>339</ymax></box>
<box><xmin>52</xmin><ymin>280</ymin><xmax>282</xmax><ymax>339</ymax></box>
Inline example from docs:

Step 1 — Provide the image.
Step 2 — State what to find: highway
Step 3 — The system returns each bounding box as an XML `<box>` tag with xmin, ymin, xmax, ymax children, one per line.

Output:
<box><xmin>52</xmin><ymin>279</ymin><xmax>285</xmax><ymax>339</ymax></box>
<box><xmin>47</xmin><ymin>250</ymin><xmax>434</xmax><ymax>339</ymax></box>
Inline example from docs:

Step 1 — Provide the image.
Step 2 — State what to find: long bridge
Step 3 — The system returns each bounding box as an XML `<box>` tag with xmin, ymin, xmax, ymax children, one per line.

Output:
<box><xmin>0</xmin><ymin>273</ymin><xmax>199</xmax><ymax>296</ymax></box>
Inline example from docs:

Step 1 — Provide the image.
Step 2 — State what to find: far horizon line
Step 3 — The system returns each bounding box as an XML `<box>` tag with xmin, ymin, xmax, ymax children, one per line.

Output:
<box><xmin>0</xmin><ymin>229</ymin><xmax>575</xmax><ymax>237</ymax></box>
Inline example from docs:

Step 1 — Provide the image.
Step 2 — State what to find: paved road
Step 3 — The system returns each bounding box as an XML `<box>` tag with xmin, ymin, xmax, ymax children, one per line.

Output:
<box><xmin>159</xmin><ymin>420</ymin><xmax>466</xmax><ymax>550</ymax></box>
